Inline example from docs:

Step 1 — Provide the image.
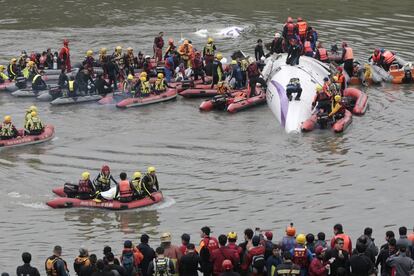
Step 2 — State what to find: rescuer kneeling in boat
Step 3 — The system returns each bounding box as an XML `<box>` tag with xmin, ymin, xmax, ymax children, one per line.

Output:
<box><xmin>141</xmin><ymin>167</ymin><xmax>159</xmax><ymax>201</ymax></box>
<box><xmin>25</xmin><ymin>111</ymin><xmax>44</xmax><ymax>135</ymax></box>
<box><xmin>0</xmin><ymin>115</ymin><xmax>18</xmax><ymax>140</ymax></box>
<box><xmin>217</xmin><ymin>81</ymin><xmax>232</xmax><ymax>97</ymax></box>
<box><xmin>328</xmin><ymin>95</ymin><xmax>345</xmax><ymax>122</ymax></box>
<box><xmin>312</xmin><ymin>85</ymin><xmax>332</xmax><ymax>114</ymax></box>
<box><xmin>115</xmin><ymin>172</ymin><xmax>135</xmax><ymax>203</ymax></box>
<box><xmin>137</xmin><ymin>75</ymin><xmax>152</xmax><ymax>98</ymax></box>
<box><xmin>286</xmin><ymin>78</ymin><xmax>302</xmax><ymax>101</ymax></box>
<box><xmin>94</xmin><ymin>165</ymin><xmax>118</xmax><ymax>192</ymax></box>
<box><xmin>31</xmin><ymin>70</ymin><xmax>47</xmax><ymax>92</ymax></box>
<box><xmin>153</xmin><ymin>73</ymin><xmax>172</xmax><ymax>95</ymax></box>
<box><xmin>130</xmin><ymin>171</ymin><xmax>143</xmax><ymax>199</ymax></box>
<box><xmin>77</xmin><ymin>172</ymin><xmax>96</xmax><ymax>200</ymax></box>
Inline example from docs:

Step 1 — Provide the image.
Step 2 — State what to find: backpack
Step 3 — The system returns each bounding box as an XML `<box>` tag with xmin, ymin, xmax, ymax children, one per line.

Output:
<box><xmin>154</xmin><ymin>257</ymin><xmax>170</xmax><ymax>276</ymax></box>
<box><xmin>251</xmin><ymin>254</ymin><xmax>266</xmax><ymax>273</ymax></box>
<box><xmin>122</xmin><ymin>251</ymin><xmax>136</xmax><ymax>276</ymax></box>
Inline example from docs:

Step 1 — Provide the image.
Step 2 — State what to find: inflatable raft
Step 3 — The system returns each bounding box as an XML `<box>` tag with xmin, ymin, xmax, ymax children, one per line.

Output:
<box><xmin>343</xmin><ymin>88</ymin><xmax>368</xmax><ymax>115</ymax></box>
<box><xmin>5</xmin><ymin>75</ymin><xmax>60</xmax><ymax>92</ymax></box>
<box><xmin>50</xmin><ymin>94</ymin><xmax>103</xmax><ymax>105</ymax></box>
<box><xmin>98</xmin><ymin>92</ymin><xmax>131</xmax><ymax>105</ymax></box>
<box><xmin>12</xmin><ymin>87</ymin><xmax>50</xmax><ymax>97</ymax></box>
<box><xmin>199</xmin><ymin>88</ymin><xmax>266</xmax><ymax>113</ymax></box>
<box><xmin>301</xmin><ymin>110</ymin><xmax>352</xmax><ymax>133</ymax></box>
<box><xmin>0</xmin><ymin>125</ymin><xmax>55</xmax><ymax>149</ymax></box>
<box><xmin>179</xmin><ymin>84</ymin><xmax>218</xmax><ymax>98</ymax></box>
<box><xmin>0</xmin><ymin>80</ymin><xmax>13</xmax><ymax>91</ymax></box>
<box><xmin>47</xmin><ymin>187</ymin><xmax>163</xmax><ymax>210</ymax></box>
<box><xmin>116</xmin><ymin>88</ymin><xmax>177</xmax><ymax>108</ymax></box>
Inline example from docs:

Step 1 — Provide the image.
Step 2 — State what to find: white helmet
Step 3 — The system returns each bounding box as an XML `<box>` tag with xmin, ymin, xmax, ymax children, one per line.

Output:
<box><xmin>275</xmin><ymin>33</ymin><xmax>281</xmax><ymax>38</ymax></box>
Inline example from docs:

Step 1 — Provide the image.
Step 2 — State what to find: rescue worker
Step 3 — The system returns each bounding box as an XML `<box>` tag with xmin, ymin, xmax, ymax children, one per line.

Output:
<box><xmin>216</xmin><ymin>81</ymin><xmax>232</xmax><ymax>97</ymax></box>
<box><xmin>0</xmin><ymin>116</ymin><xmax>18</xmax><ymax>140</ymax></box>
<box><xmin>210</xmin><ymin>235</ymin><xmax>240</xmax><ymax>276</ymax></box>
<box><xmin>32</xmin><ymin>71</ymin><xmax>47</xmax><ymax>92</ymax></box>
<box><xmin>25</xmin><ymin>111</ymin><xmax>44</xmax><ymax>135</ymax></box>
<box><xmin>203</xmin><ymin>37</ymin><xmax>216</xmax><ymax>65</ymax></box>
<box><xmin>335</xmin><ymin>67</ymin><xmax>346</xmax><ymax>96</ymax></box>
<box><xmin>286</xmin><ymin>78</ymin><xmax>302</xmax><ymax>101</ymax></box>
<box><xmin>229</xmin><ymin>60</ymin><xmax>243</xmax><ymax>89</ymax></box>
<box><xmin>147</xmin><ymin>246</ymin><xmax>176</xmax><ymax>276</ymax></box>
<box><xmin>137</xmin><ymin>75</ymin><xmax>152</xmax><ymax>97</ymax></box>
<box><xmin>312</xmin><ymin>84</ymin><xmax>332</xmax><ymax>114</ymax></box>
<box><xmin>328</xmin><ymin>95</ymin><xmax>346</xmax><ymax>122</ymax></box>
<box><xmin>124</xmin><ymin>47</ymin><xmax>137</xmax><ymax>76</ymax></box>
<box><xmin>143</xmin><ymin>55</ymin><xmax>157</xmax><ymax>77</ymax></box>
<box><xmin>115</xmin><ymin>172</ymin><xmax>135</xmax><ymax>203</ymax></box>
<box><xmin>241</xmin><ymin>235</ymin><xmax>266</xmax><ymax>276</ymax></box>
<box><xmin>45</xmin><ymin>245</ymin><xmax>69</xmax><ymax>276</ymax></box>
<box><xmin>270</xmin><ymin>33</ymin><xmax>284</xmax><ymax>54</ymax></box>
<box><xmin>286</xmin><ymin>38</ymin><xmax>301</xmax><ymax>66</ymax></box>
<box><xmin>164</xmin><ymin>38</ymin><xmax>176</xmax><ymax>59</ymax></box>
<box><xmin>153</xmin><ymin>32</ymin><xmax>164</xmax><ymax>63</ymax></box>
<box><xmin>380</xmin><ymin>50</ymin><xmax>396</xmax><ymax>72</ymax></box>
<box><xmin>7</xmin><ymin>58</ymin><xmax>19</xmax><ymax>80</ymax></box>
<box><xmin>227</xmin><ymin>232</ymin><xmax>243</xmax><ymax>258</ymax></box>
<box><xmin>282</xmin><ymin>17</ymin><xmax>299</xmax><ymax>41</ymax></box>
<box><xmin>341</xmin><ymin>42</ymin><xmax>354</xmax><ymax>78</ymax></box>
<box><xmin>199</xmin><ymin>226</ymin><xmax>219</xmax><ymax>276</ymax></box>
<box><xmin>137</xmin><ymin>51</ymin><xmax>145</xmax><ymax>69</ymax></box>
<box><xmin>130</xmin><ymin>171</ymin><xmax>142</xmax><ymax>199</ymax></box>
<box><xmin>159</xmin><ymin>232</ymin><xmax>183</xmax><ymax>275</ymax></box>
<box><xmin>178</xmin><ymin>40</ymin><xmax>194</xmax><ymax>68</ymax></box>
<box><xmin>93</xmin><ymin>165</ymin><xmax>118</xmax><ymax>192</ymax></box>
<box><xmin>18</xmin><ymin>51</ymin><xmax>28</xmax><ymax>70</ymax></box>
<box><xmin>107</xmin><ymin>56</ymin><xmax>119</xmax><ymax>91</ymax></box>
<box><xmin>296</xmin><ymin>17</ymin><xmax>308</xmax><ymax>43</ymax></box>
<box><xmin>99</xmin><ymin>47</ymin><xmax>109</xmax><ymax>74</ymax></box>
<box><xmin>24</xmin><ymin>105</ymin><xmax>37</xmax><ymax>127</ymax></box>
<box><xmin>82</xmin><ymin>50</ymin><xmax>95</xmax><ymax>75</ymax></box>
<box><xmin>58</xmin><ymin>71</ymin><xmax>69</xmax><ymax>90</ymax></box>
<box><xmin>192</xmin><ymin>52</ymin><xmax>206</xmax><ymax>83</ymax></box>
<box><xmin>153</xmin><ymin>73</ymin><xmax>171</xmax><ymax>95</ymax></box>
<box><xmin>0</xmin><ymin>65</ymin><xmax>9</xmax><ymax>84</ymax></box>
<box><xmin>165</xmin><ymin>51</ymin><xmax>175</xmax><ymax>83</ymax></box>
<box><xmin>290</xmin><ymin>234</ymin><xmax>313</xmax><ymax>276</ymax></box>
<box><xmin>75</xmin><ymin>68</ymin><xmax>94</xmax><ymax>95</ymax></box>
<box><xmin>255</xmin><ymin>39</ymin><xmax>265</xmax><ymax>61</ymax></box>
<box><xmin>77</xmin><ymin>172</ymin><xmax>95</xmax><ymax>200</ymax></box>
<box><xmin>67</xmin><ymin>76</ymin><xmax>77</xmax><ymax>97</ymax></box>
<box><xmin>368</xmin><ymin>48</ymin><xmax>382</xmax><ymax>65</ymax></box>
<box><xmin>247</xmin><ymin>57</ymin><xmax>267</xmax><ymax>98</ymax></box>
<box><xmin>112</xmin><ymin>46</ymin><xmax>125</xmax><ymax>79</ymax></box>
<box><xmin>73</xmin><ymin>248</ymin><xmax>90</xmax><ymax>276</ymax></box>
<box><xmin>306</xmin><ymin>27</ymin><xmax>318</xmax><ymax>51</ymax></box>
<box><xmin>140</xmin><ymin>166</ymin><xmax>159</xmax><ymax>200</ymax></box>
<box><xmin>95</xmin><ymin>73</ymin><xmax>112</xmax><ymax>96</ymax></box>
<box><xmin>275</xmin><ymin>251</ymin><xmax>301</xmax><ymax>276</ymax></box>
<box><xmin>280</xmin><ymin>223</ymin><xmax>297</xmax><ymax>253</ymax></box>
<box><xmin>58</xmin><ymin>39</ymin><xmax>71</xmax><ymax>73</ymax></box>
<box><xmin>211</xmin><ymin>53</ymin><xmax>224</xmax><ymax>88</ymax></box>
<box><xmin>314</xmin><ymin>42</ymin><xmax>329</xmax><ymax>63</ymax></box>
<box><xmin>123</xmin><ymin>74</ymin><xmax>136</xmax><ymax>93</ymax></box>
<box><xmin>401</xmin><ymin>68</ymin><xmax>413</xmax><ymax>84</ymax></box>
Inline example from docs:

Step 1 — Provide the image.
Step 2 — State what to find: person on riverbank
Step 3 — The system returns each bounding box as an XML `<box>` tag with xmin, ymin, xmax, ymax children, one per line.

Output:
<box><xmin>45</xmin><ymin>246</ymin><xmax>69</xmax><ymax>276</ymax></box>
<box><xmin>121</xmin><ymin>240</ymin><xmax>143</xmax><ymax>276</ymax></box>
<box><xmin>331</xmin><ymin>224</ymin><xmax>352</xmax><ymax>254</ymax></box>
<box><xmin>74</xmin><ymin>248</ymin><xmax>90</xmax><ymax>275</ymax></box>
<box><xmin>280</xmin><ymin>224</ymin><xmax>297</xmax><ymax>253</ymax></box>
<box><xmin>138</xmin><ymin>234</ymin><xmax>156</xmax><ymax>276</ymax></box>
<box><xmin>291</xmin><ymin>234</ymin><xmax>313</xmax><ymax>276</ymax></box>
<box><xmin>160</xmin><ymin>233</ymin><xmax>182</xmax><ymax>275</ymax></box>
<box><xmin>179</xmin><ymin>243</ymin><xmax>201</xmax><ymax>276</ymax></box>
<box><xmin>309</xmin><ymin>246</ymin><xmax>328</xmax><ymax>276</ymax></box>
<box><xmin>17</xmin><ymin>252</ymin><xmax>40</xmax><ymax>276</ymax></box>
<box><xmin>147</xmin><ymin>246</ymin><xmax>176</xmax><ymax>276</ymax></box>
<box><xmin>211</xmin><ymin>235</ymin><xmax>240</xmax><ymax>276</ymax></box>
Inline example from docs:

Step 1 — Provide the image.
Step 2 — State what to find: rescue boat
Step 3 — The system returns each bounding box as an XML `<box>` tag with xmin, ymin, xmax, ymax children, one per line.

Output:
<box><xmin>116</xmin><ymin>88</ymin><xmax>177</xmax><ymax>108</ymax></box>
<box><xmin>301</xmin><ymin>110</ymin><xmax>352</xmax><ymax>133</ymax></box>
<box><xmin>0</xmin><ymin>125</ymin><xmax>55</xmax><ymax>149</ymax></box>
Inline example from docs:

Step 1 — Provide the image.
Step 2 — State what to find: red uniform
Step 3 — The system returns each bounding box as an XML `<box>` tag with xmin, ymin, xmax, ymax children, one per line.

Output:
<box><xmin>241</xmin><ymin>245</ymin><xmax>265</xmax><ymax>271</ymax></box>
<box><xmin>210</xmin><ymin>246</ymin><xmax>240</xmax><ymax>276</ymax></box>
<box><xmin>59</xmin><ymin>44</ymin><xmax>71</xmax><ymax>72</ymax></box>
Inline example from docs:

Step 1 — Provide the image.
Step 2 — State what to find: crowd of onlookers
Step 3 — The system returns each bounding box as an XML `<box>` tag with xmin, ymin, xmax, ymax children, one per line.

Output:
<box><xmin>6</xmin><ymin>224</ymin><xmax>414</xmax><ymax>276</ymax></box>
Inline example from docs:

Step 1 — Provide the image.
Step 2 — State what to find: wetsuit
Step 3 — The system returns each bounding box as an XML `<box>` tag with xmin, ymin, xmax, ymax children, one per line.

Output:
<box><xmin>211</xmin><ymin>60</ymin><xmax>224</xmax><ymax>88</ymax></box>
<box><xmin>95</xmin><ymin>77</ymin><xmax>112</xmax><ymax>95</ymax></box>
<box><xmin>32</xmin><ymin>74</ymin><xmax>47</xmax><ymax>91</ymax></box>
<box><xmin>141</xmin><ymin>173</ymin><xmax>159</xmax><ymax>197</ymax></box>
<box><xmin>255</xmin><ymin>44</ymin><xmax>265</xmax><ymax>61</ymax></box>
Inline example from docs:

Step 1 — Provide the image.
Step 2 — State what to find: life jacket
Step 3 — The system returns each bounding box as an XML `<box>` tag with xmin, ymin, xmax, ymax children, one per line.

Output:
<box><xmin>127</xmin><ymin>53</ymin><xmax>135</xmax><ymax>66</ymax></box>
<box><xmin>28</xmin><ymin>117</ymin><xmax>43</xmax><ymax>131</ymax></box>
<box><xmin>153</xmin><ymin>257</ymin><xmax>171</xmax><ymax>276</ymax></box>
<box><xmin>383</xmin><ymin>51</ymin><xmax>395</xmax><ymax>65</ymax></box>
<box><xmin>318</xmin><ymin>48</ymin><xmax>328</xmax><ymax>61</ymax></box>
<box><xmin>68</xmin><ymin>80</ymin><xmax>75</xmax><ymax>92</ymax></box>
<box><xmin>304</xmin><ymin>41</ymin><xmax>312</xmax><ymax>53</ymax></box>
<box><xmin>131</xmin><ymin>178</ymin><xmax>141</xmax><ymax>192</ymax></box>
<box><xmin>140</xmin><ymin>81</ymin><xmax>151</xmax><ymax>94</ymax></box>
<box><xmin>217</xmin><ymin>85</ymin><xmax>230</xmax><ymax>95</ymax></box>
<box><xmin>119</xmin><ymin>180</ymin><xmax>133</xmax><ymax>198</ymax></box>
<box><xmin>333</xmin><ymin>233</ymin><xmax>351</xmax><ymax>252</ymax></box>
<box><xmin>199</xmin><ymin>237</ymin><xmax>219</xmax><ymax>253</ymax></box>
<box><xmin>179</xmin><ymin>45</ymin><xmax>192</xmax><ymax>59</ymax></box>
<box><xmin>59</xmin><ymin>46</ymin><xmax>69</xmax><ymax>60</ymax></box>
<box><xmin>145</xmin><ymin>173</ymin><xmax>158</xmax><ymax>188</ymax></box>
<box><xmin>336</xmin><ymin>74</ymin><xmax>346</xmax><ymax>91</ymax></box>
<box><xmin>204</xmin><ymin>43</ymin><xmax>215</xmax><ymax>56</ymax></box>
<box><xmin>155</xmin><ymin>79</ymin><xmax>166</xmax><ymax>91</ymax></box>
<box><xmin>343</xmin><ymin>47</ymin><xmax>354</xmax><ymax>60</ymax></box>
<box><xmin>292</xmin><ymin>248</ymin><xmax>308</xmax><ymax>268</ymax></box>
<box><xmin>0</xmin><ymin>72</ymin><xmax>9</xmax><ymax>81</ymax></box>
<box><xmin>78</xmin><ymin>179</ymin><xmax>92</xmax><ymax>193</ymax></box>
<box><xmin>372</xmin><ymin>53</ymin><xmax>381</xmax><ymax>63</ymax></box>
<box><xmin>297</xmin><ymin>21</ymin><xmax>308</xmax><ymax>38</ymax></box>
<box><xmin>247</xmin><ymin>63</ymin><xmax>260</xmax><ymax>78</ymax></box>
<box><xmin>45</xmin><ymin>256</ymin><xmax>67</xmax><ymax>276</ymax></box>
<box><xmin>0</xmin><ymin>123</ymin><xmax>14</xmax><ymax>137</ymax></box>
<box><xmin>286</xmin><ymin>23</ymin><xmax>296</xmax><ymax>36</ymax></box>
<box><xmin>22</xmin><ymin>67</ymin><xmax>30</xmax><ymax>78</ymax></box>
<box><xmin>8</xmin><ymin>64</ymin><xmax>17</xmax><ymax>78</ymax></box>
<box><xmin>74</xmin><ymin>256</ymin><xmax>90</xmax><ymax>269</ymax></box>
<box><xmin>32</xmin><ymin>74</ymin><xmax>41</xmax><ymax>84</ymax></box>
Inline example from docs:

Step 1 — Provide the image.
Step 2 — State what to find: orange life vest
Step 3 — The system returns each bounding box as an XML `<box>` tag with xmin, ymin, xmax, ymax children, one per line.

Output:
<box><xmin>119</xmin><ymin>180</ymin><xmax>133</xmax><ymax>198</ymax></box>
<box><xmin>318</xmin><ymin>48</ymin><xmax>328</xmax><ymax>61</ymax></box>
<box><xmin>297</xmin><ymin>21</ymin><xmax>308</xmax><ymax>37</ymax></box>
<box><xmin>343</xmin><ymin>47</ymin><xmax>354</xmax><ymax>61</ymax></box>
<box><xmin>333</xmin><ymin>233</ymin><xmax>352</xmax><ymax>253</ymax></box>
<box><xmin>304</xmin><ymin>41</ymin><xmax>312</xmax><ymax>53</ymax></box>
<box><xmin>382</xmin><ymin>51</ymin><xmax>395</xmax><ymax>65</ymax></box>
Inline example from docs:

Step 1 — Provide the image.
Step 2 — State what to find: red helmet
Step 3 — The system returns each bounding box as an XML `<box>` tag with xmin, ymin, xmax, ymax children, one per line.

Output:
<box><xmin>222</xmin><ymin>260</ymin><xmax>233</xmax><ymax>271</ymax></box>
<box><xmin>374</xmin><ymin>48</ymin><xmax>380</xmax><ymax>54</ymax></box>
<box><xmin>337</xmin><ymin>66</ymin><xmax>343</xmax><ymax>72</ymax></box>
<box><xmin>297</xmin><ymin>17</ymin><xmax>303</xmax><ymax>22</ymax></box>
<box><xmin>63</xmin><ymin>39</ymin><xmax>69</xmax><ymax>46</ymax></box>
<box><xmin>287</xmin><ymin>17</ymin><xmax>293</xmax><ymax>23</ymax></box>
<box><xmin>101</xmin><ymin>165</ymin><xmax>110</xmax><ymax>173</ymax></box>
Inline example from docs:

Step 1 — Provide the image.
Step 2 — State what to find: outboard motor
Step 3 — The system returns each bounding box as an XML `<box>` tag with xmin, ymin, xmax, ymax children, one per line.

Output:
<box><xmin>63</xmin><ymin>183</ymin><xmax>78</xmax><ymax>198</ymax></box>
<box><xmin>211</xmin><ymin>95</ymin><xmax>228</xmax><ymax>110</ymax></box>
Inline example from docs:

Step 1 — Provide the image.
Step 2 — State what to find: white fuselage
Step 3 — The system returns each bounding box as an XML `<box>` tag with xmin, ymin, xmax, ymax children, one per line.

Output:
<box><xmin>263</xmin><ymin>54</ymin><xmax>330</xmax><ymax>133</ymax></box>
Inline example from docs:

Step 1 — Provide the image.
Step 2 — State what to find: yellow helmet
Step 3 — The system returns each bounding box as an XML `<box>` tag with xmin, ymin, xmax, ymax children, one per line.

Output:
<box><xmin>86</xmin><ymin>50</ymin><xmax>93</xmax><ymax>57</ymax></box>
<box><xmin>99</xmin><ymin>48</ymin><xmax>107</xmax><ymax>55</ymax></box>
<box><xmin>334</xmin><ymin>95</ymin><xmax>342</xmax><ymax>102</ymax></box>
<box><xmin>157</xmin><ymin>73</ymin><xmax>164</xmax><ymax>79</ymax></box>
<box><xmin>231</xmin><ymin>60</ymin><xmax>237</xmax><ymax>65</ymax></box>
<box><xmin>316</xmin><ymin>84</ymin><xmax>323</xmax><ymax>92</ymax></box>
<box><xmin>81</xmin><ymin>171</ymin><xmax>90</xmax><ymax>181</ymax></box>
<box><xmin>133</xmin><ymin>171</ymin><xmax>142</xmax><ymax>179</ymax></box>
<box><xmin>31</xmin><ymin>111</ymin><xmax>37</xmax><ymax>117</ymax></box>
<box><xmin>11</xmin><ymin>58</ymin><xmax>17</xmax><ymax>63</ymax></box>
<box><xmin>183</xmin><ymin>40</ymin><xmax>189</xmax><ymax>45</ymax></box>
<box><xmin>140</xmin><ymin>72</ymin><xmax>147</xmax><ymax>78</ymax></box>
<box><xmin>296</xmin><ymin>234</ymin><xmax>306</xmax><ymax>245</ymax></box>
<box><xmin>207</xmin><ymin>37</ymin><xmax>214</xmax><ymax>43</ymax></box>
<box><xmin>227</xmin><ymin>232</ymin><xmax>237</xmax><ymax>240</ymax></box>
<box><xmin>29</xmin><ymin>105</ymin><xmax>38</xmax><ymax>112</ymax></box>
<box><xmin>127</xmin><ymin>47</ymin><xmax>133</xmax><ymax>52</ymax></box>
<box><xmin>27</xmin><ymin>61</ymin><xmax>35</xmax><ymax>67</ymax></box>
<box><xmin>4</xmin><ymin>115</ymin><xmax>11</xmax><ymax>123</ymax></box>
<box><xmin>140</xmin><ymin>77</ymin><xmax>147</xmax><ymax>82</ymax></box>
<box><xmin>160</xmin><ymin>232</ymin><xmax>172</xmax><ymax>242</ymax></box>
<box><xmin>333</xmin><ymin>76</ymin><xmax>339</xmax><ymax>82</ymax></box>
<box><xmin>115</xmin><ymin>46</ymin><xmax>122</xmax><ymax>51</ymax></box>
<box><xmin>127</xmin><ymin>74</ymin><xmax>134</xmax><ymax>80</ymax></box>
<box><xmin>215</xmin><ymin>53</ymin><xmax>223</xmax><ymax>60</ymax></box>
<box><xmin>148</xmin><ymin>166</ymin><xmax>156</xmax><ymax>173</ymax></box>
<box><xmin>0</xmin><ymin>65</ymin><xmax>5</xmax><ymax>71</ymax></box>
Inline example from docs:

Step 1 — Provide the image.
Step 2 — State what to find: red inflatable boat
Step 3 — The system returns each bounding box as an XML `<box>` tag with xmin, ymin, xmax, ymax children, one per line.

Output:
<box><xmin>199</xmin><ymin>88</ymin><xmax>266</xmax><ymax>113</ymax></box>
<box><xmin>116</xmin><ymin>88</ymin><xmax>177</xmax><ymax>108</ymax></box>
<box><xmin>301</xmin><ymin>110</ymin><xmax>352</xmax><ymax>133</ymax></box>
<box><xmin>47</xmin><ymin>187</ymin><xmax>163</xmax><ymax>210</ymax></box>
<box><xmin>175</xmin><ymin>77</ymin><xmax>213</xmax><ymax>93</ymax></box>
<box><xmin>0</xmin><ymin>125</ymin><xmax>55</xmax><ymax>148</ymax></box>
<box><xmin>343</xmin><ymin>88</ymin><xmax>368</xmax><ymax>115</ymax></box>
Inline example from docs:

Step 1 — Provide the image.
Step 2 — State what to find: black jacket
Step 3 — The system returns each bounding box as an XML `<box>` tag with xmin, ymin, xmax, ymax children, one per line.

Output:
<box><xmin>138</xmin><ymin>243</ymin><xmax>156</xmax><ymax>276</ymax></box>
<box><xmin>179</xmin><ymin>252</ymin><xmax>201</xmax><ymax>276</ymax></box>
<box><xmin>17</xmin><ymin>263</ymin><xmax>40</xmax><ymax>276</ymax></box>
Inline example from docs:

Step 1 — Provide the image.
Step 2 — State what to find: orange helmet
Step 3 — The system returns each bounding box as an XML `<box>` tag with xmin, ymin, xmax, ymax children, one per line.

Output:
<box><xmin>286</xmin><ymin>225</ymin><xmax>296</xmax><ymax>237</ymax></box>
